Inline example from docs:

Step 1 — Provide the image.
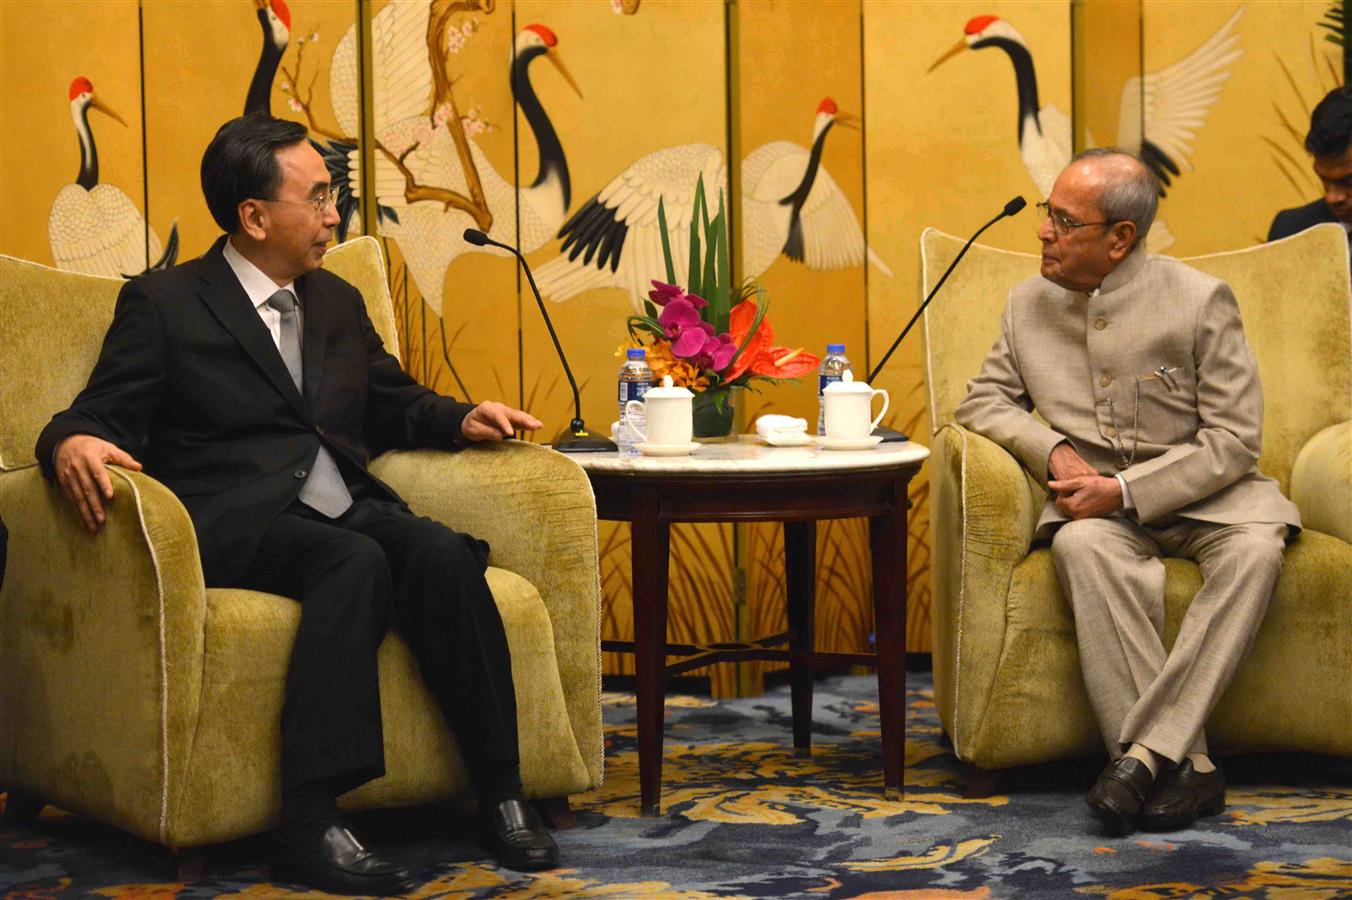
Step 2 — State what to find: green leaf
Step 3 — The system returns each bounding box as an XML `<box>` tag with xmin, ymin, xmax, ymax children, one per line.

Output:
<box><xmin>626</xmin><ymin>315</ymin><xmax>666</xmax><ymax>341</ymax></box>
<box><xmin>701</xmin><ymin>208</ymin><xmax>718</xmax><ymax>315</ymax></box>
<box><xmin>643</xmin><ymin>299</ymin><xmax>658</xmax><ymax>320</ymax></box>
<box><xmin>657</xmin><ymin>197</ymin><xmax>676</xmax><ymax>285</ymax></box>
<box><xmin>688</xmin><ymin>176</ymin><xmax>706</xmax><ymax>297</ymax></box>
<box><xmin>713</xmin><ymin>190</ymin><xmax>731</xmax><ymax>334</ymax></box>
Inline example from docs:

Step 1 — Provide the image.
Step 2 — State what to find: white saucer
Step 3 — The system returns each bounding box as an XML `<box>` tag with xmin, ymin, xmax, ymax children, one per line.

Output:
<box><xmin>815</xmin><ymin>434</ymin><xmax>885</xmax><ymax>451</ymax></box>
<box><xmin>762</xmin><ymin>432</ymin><xmax>815</xmax><ymax>447</ymax></box>
<box><xmin>637</xmin><ymin>441</ymin><xmax>701</xmax><ymax>457</ymax></box>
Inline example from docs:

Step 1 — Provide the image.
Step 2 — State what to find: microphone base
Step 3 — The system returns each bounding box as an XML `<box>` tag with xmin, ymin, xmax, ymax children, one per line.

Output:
<box><xmin>871</xmin><ymin>425</ymin><xmax>911</xmax><ymax>443</ymax></box>
<box><xmin>553</xmin><ymin>425</ymin><xmax>618</xmax><ymax>453</ymax></box>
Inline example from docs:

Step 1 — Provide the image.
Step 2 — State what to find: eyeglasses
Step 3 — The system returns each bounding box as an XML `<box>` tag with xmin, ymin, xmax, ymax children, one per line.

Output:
<box><xmin>259</xmin><ymin>186</ymin><xmax>340</xmax><ymax>215</ymax></box>
<box><xmin>1036</xmin><ymin>201</ymin><xmax>1114</xmax><ymax>236</ymax></box>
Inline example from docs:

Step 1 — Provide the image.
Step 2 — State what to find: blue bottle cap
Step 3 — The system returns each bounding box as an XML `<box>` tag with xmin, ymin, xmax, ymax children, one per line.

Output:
<box><xmin>627</xmin><ymin>348</ymin><xmax>647</xmax><ymax>359</ymax></box>
<box><xmin>826</xmin><ymin>343</ymin><xmax>846</xmax><ymax>354</ymax></box>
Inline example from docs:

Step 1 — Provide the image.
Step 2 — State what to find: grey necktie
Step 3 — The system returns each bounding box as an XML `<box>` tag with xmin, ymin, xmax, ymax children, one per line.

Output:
<box><xmin>267</xmin><ymin>289</ymin><xmax>353</xmax><ymax>519</ymax></box>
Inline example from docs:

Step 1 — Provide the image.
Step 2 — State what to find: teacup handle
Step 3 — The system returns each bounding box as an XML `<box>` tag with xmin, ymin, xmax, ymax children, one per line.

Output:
<box><xmin>623</xmin><ymin>399</ymin><xmax>648</xmax><ymax>442</ymax></box>
<box><xmin>870</xmin><ymin>389</ymin><xmax>890</xmax><ymax>433</ymax></box>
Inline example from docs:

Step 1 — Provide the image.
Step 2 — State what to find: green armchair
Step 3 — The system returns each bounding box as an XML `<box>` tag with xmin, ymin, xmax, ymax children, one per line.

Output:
<box><xmin>920</xmin><ymin>223</ymin><xmax>1352</xmax><ymax>783</ymax></box>
<box><xmin>0</xmin><ymin>237</ymin><xmax>603</xmax><ymax>851</ymax></box>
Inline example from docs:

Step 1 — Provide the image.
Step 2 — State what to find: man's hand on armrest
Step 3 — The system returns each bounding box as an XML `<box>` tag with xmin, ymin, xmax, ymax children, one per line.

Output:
<box><xmin>54</xmin><ymin>434</ymin><xmax>142</xmax><ymax>533</ymax></box>
<box><xmin>460</xmin><ymin>401</ymin><xmax>544</xmax><ymax>443</ymax></box>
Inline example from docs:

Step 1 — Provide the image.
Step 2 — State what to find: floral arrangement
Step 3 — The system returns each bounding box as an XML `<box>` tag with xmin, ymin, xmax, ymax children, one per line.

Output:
<box><xmin>622</xmin><ymin>177</ymin><xmax>819</xmax><ymax>416</ymax></box>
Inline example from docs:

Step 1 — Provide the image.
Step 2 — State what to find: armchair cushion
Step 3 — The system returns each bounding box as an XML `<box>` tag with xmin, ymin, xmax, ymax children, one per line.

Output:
<box><xmin>1290</xmin><ymin>421</ymin><xmax>1352</xmax><ymax>543</ymax></box>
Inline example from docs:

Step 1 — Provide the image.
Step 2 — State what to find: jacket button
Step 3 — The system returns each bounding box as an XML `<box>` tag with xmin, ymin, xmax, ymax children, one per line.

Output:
<box><xmin>1094</xmin><ymin>318</ymin><xmax>1108</xmax><ymax>330</ymax></box>
<box><xmin>1099</xmin><ymin>374</ymin><xmax>1113</xmax><ymax>387</ymax></box>
<box><xmin>1105</xmin><ymin>426</ymin><xmax>1118</xmax><ymax>437</ymax></box>
<box><xmin>293</xmin><ymin>469</ymin><xmax>308</xmax><ymax>479</ymax></box>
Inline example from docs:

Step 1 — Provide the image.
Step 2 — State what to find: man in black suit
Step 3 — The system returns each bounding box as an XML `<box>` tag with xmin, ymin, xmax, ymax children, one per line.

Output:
<box><xmin>1269</xmin><ymin>86</ymin><xmax>1352</xmax><ymax>241</ymax></box>
<box><xmin>37</xmin><ymin>114</ymin><xmax>558</xmax><ymax>895</ymax></box>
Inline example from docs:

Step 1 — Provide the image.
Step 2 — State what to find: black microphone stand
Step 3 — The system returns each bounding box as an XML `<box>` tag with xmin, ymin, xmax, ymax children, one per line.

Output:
<box><xmin>463</xmin><ymin>229</ymin><xmax>616</xmax><ymax>452</ymax></box>
<box><xmin>866</xmin><ymin>197</ymin><xmax>1027</xmax><ymax>442</ymax></box>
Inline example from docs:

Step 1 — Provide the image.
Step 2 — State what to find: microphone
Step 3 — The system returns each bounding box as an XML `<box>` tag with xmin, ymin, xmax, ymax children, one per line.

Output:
<box><xmin>865</xmin><ymin>196</ymin><xmax>1027</xmax><ymax>442</ymax></box>
<box><xmin>463</xmin><ymin>228</ymin><xmax>616</xmax><ymax>452</ymax></box>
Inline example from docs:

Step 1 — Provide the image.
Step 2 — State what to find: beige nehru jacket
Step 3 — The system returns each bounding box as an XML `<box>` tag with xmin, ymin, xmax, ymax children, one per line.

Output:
<box><xmin>955</xmin><ymin>248</ymin><xmax>1301</xmax><ymax>540</ymax></box>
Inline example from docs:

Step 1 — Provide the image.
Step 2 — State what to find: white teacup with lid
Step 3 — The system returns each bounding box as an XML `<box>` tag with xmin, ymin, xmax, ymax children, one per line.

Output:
<box><xmin>624</xmin><ymin>375</ymin><xmax>695</xmax><ymax>451</ymax></box>
<box><xmin>822</xmin><ymin>370</ymin><xmax>889</xmax><ymax>442</ymax></box>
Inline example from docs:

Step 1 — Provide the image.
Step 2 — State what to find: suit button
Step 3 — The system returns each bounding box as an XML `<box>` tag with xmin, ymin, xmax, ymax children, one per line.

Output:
<box><xmin>1100</xmin><ymin>374</ymin><xmax>1113</xmax><ymax>387</ymax></box>
<box><xmin>1094</xmin><ymin>318</ymin><xmax>1108</xmax><ymax>330</ymax></box>
<box><xmin>293</xmin><ymin>469</ymin><xmax>308</xmax><ymax>479</ymax></box>
<box><xmin>1105</xmin><ymin>426</ymin><xmax>1118</xmax><ymax>437</ymax></box>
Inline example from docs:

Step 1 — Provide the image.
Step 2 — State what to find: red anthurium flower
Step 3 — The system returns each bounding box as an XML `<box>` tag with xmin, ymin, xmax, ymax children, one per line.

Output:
<box><xmin>750</xmin><ymin>345</ymin><xmax>821</xmax><ymax>379</ymax></box>
<box><xmin>722</xmin><ymin>299</ymin><xmax>773</xmax><ymax>380</ymax></box>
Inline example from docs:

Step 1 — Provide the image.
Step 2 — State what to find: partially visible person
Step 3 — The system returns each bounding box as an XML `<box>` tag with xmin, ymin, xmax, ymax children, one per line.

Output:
<box><xmin>1269</xmin><ymin>86</ymin><xmax>1352</xmax><ymax>240</ymax></box>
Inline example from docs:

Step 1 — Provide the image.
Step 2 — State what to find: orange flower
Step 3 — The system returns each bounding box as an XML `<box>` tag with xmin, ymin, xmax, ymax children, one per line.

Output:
<box><xmin>722</xmin><ymin>299</ymin><xmax>820</xmax><ymax>381</ymax></box>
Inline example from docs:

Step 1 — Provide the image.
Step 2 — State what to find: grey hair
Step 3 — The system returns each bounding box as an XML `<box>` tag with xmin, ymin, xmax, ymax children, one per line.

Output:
<box><xmin>1071</xmin><ymin>147</ymin><xmax>1159</xmax><ymax>247</ymax></box>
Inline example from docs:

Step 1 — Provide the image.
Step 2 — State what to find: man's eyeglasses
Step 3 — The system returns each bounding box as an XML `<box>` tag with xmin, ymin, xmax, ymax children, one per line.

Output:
<box><xmin>260</xmin><ymin>186</ymin><xmax>340</xmax><ymax>215</ymax></box>
<box><xmin>1036</xmin><ymin>200</ymin><xmax>1113</xmax><ymax>236</ymax></box>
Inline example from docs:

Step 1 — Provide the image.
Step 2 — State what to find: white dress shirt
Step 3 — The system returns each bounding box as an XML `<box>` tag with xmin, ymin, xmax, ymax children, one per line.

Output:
<box><xmin>222</xmin><ymin>238</ymin><xmax>299</xmax><ymax>351</ymax></box>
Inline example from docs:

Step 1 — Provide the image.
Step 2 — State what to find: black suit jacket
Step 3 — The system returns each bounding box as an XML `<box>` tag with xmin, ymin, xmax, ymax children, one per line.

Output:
<box><xmin>1268</xmin><ymin>198</ymin><xmax>1340</xmax><ymax>241</ymax></box>
<box><xmin>36</xmin><ymin>236</ymin><xmax>476</xmax><ymax>586</ymax></box>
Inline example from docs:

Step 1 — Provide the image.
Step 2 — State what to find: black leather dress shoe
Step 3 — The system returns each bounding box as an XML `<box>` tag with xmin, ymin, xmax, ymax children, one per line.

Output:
<box><xmin>1140</xmin><ymin>760</ymin><xmax>1226</xmax><ymax>831</ymax></box>
<box><xmin>480</xmin><ymin>798</ymin><xmax>559</xmax><ymax>871</ymax></box>
<box><xmin>274</xmin><ymin>822</ymin><xmax>417</xmax><ymax>896</ymax></box>
<box><xmin>1086</xmin><ymin>757</ymin><xmax>1154</xmax><ymax>834</ymax></box>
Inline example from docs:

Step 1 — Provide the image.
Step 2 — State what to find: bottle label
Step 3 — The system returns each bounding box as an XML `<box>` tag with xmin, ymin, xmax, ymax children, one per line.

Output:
<box><xmin>819</xmin><ymin>374</ymin><xmax>842</xmax><ymax>396</ymax></box>
<box><xmin>620</xmin><ymin>380</ymin><xmax>652</xmax><ymax>406</ymax></box>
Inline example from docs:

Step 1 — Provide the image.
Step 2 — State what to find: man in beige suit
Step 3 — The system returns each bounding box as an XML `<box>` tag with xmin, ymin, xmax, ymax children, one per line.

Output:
<box><xmin>956</xmin><ymin>149</ymin><xmax>1301</xmax><ymax>834</ymax></box>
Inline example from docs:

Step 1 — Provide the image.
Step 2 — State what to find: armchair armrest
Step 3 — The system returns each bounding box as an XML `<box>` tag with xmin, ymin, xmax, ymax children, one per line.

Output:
<box><xmin>0</xmin><ymin>465</ymin><xmax>207</xmax><ymax>845</ymax></box>
<box><xmin>369</xmin><ymin>441</ymin><xmax>602</xmax><ymax>785</ymax></box>
<box><xmin>929</xmin><ymin>424</ymin><xmax>1040</xmax><ymax>760</ymax></box>
<box><xmin>1290</xmin><ymin>421</ymin><xmax>1352</xmax><ymax>544</ymax></box>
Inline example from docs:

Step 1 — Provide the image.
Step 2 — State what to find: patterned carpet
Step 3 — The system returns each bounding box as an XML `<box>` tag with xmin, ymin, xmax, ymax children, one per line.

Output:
<box><xmin>2</xmin><ymin>673</ymin><xmax>1350</xmax><ymax>898</ymax></box>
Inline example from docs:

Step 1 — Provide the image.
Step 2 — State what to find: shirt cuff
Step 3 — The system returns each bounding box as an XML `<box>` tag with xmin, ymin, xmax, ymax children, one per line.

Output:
<box><xmin>1116</xmin><ymin>473</ymin><xmax>1134</xmax><ymax>510</ymax></box>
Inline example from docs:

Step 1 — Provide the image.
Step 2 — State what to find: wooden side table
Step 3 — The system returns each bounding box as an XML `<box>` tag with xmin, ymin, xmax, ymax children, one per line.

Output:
<box><xmin>573</xmin><ymin>439</ymin><xmax>929</xmax><ymax>815</ymax></box>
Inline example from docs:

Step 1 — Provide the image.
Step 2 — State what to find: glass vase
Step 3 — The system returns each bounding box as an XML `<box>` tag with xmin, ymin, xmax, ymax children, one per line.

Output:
<box><xmin>692</xmin><ymin>387</ymin><xmax>736</xmax><ymax>439</ymax></box>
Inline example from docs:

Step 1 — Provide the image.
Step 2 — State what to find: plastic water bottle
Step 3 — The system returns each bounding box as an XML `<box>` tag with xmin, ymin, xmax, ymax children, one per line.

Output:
<box><xmin>817</xmin><ymin>343</ymin><xmax>852</xmax><ymax>435</ymax></box>
<box><xmin>617</xmin><ymin>348</ymin><xmax>654</xmax><ymax>456</ymax></box>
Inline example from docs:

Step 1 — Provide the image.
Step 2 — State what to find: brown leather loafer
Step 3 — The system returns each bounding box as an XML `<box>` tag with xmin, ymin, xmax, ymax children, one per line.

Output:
<box><xmin>1086</xmin><ymin>757</ymin><xmax>1154</xmax><ymax>834</ymax></box>
<box><xmin>1140</xmin><ymin>760</ymin><xmax>1226</xmax><ymax>831</ymax></box>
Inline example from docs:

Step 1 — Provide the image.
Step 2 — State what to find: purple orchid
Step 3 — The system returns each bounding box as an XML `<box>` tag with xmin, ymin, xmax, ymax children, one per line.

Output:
<box><xmin>648</xmin><ymin>280</ymin><xmax>707</xmax><ymax>310</ymax></box>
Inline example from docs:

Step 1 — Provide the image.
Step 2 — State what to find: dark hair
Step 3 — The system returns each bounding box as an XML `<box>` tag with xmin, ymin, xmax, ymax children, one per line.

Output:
<box><xmin>1305</xmin><ymin>87</ymin><xmax>1352</xmax><ymax>158</ymax></box>
<box><xmin>200</xmin><ymin>113</ymin><xmax>309</xmax><ymax>233</ymax></box>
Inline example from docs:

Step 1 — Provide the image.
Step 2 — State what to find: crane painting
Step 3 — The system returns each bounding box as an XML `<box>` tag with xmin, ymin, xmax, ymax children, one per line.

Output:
<box><xmin>48</xmin><ymin>78</ymin><xmax>178</xmax><ymax>278</ymax></box>
<box><xmin>534</xmin><ymin>97</ymin><xmax>891</xmax><ymax>312</ymax></box>
<box><xmin>929</xmin><ymin>6</ymin><xmax>1245</xmax><ymax>250</ymax></box>
<box><xmin>268</xmin><ymin>0</ymin><xmax>577</xmax><ymax>313</ymax></box>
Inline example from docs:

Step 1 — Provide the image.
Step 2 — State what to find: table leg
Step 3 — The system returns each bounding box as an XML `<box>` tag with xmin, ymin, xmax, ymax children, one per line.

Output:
<box><xmin>784</xmin><ymin>520</ymin><xmax>816</xmax><ymax>756</ymax></box>
<box><xmin>631</xmin><ymin>488</ymin><xmax>670</xmax><ymax>816</ymax></box>
<box><xmin>869</xmin><ymin>477</ymin><xmax>910</xmax><ymax>800</ymax></box>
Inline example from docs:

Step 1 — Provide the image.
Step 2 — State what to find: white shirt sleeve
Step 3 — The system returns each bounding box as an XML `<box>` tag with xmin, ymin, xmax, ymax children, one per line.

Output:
<box><xmin>1116</xmin><ymin>473</ymin><xmax>1135</xmax><ymax>510</ymax></box>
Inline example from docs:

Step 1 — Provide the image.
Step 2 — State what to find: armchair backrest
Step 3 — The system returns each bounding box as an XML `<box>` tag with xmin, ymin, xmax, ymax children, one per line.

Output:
<box><xmin>921</xmin><ymin>224</ymin><xmax>1352</xmax><ymax>491</ymax></box>
<box><xmin>0</xmin><ymin>237</ymin><xmax>399</xmax><ymax>471</ymax></box>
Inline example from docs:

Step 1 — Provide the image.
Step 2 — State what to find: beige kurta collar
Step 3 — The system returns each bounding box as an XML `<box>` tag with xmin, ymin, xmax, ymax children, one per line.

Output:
<box><xmin>1097</xmin><ymin>246</ymin><xmax>1147</xmax><ymax>295</ymax></box>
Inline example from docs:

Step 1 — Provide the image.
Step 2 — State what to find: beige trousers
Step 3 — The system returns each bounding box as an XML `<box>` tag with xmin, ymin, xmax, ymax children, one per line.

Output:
<box><xmin>1050</xmin><ymin>516</ymin><xmax>1288</xmax><ymax>763</ymax></box>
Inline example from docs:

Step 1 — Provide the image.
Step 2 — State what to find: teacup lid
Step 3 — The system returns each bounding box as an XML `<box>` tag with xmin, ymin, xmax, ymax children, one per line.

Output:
<box><xmin>646</xmin><ymin>374</ymin><xmax>693</xmax><ymax>398</ymax></box>
<box><xmin>823</xmin><ymin>370</ymin><xmax>872</xmax><ymax>394</ymax></box>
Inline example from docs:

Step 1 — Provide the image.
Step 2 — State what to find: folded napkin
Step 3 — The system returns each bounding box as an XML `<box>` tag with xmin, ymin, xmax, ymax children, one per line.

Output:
<box><xmin>755</xmin><ymin>414</ymin><xmax>808</xmax><ymax>440</ymax></box>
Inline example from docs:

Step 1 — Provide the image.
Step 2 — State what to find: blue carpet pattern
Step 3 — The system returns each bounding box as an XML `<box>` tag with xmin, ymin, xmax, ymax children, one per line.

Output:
<box><xmin>2</xmin><ymin>673</ymin><xmax>1350</xmax><ymax>898</ymax></box>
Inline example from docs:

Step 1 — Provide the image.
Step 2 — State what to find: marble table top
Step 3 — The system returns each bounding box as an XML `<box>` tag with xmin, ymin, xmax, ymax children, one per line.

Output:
<box><xmin>570</xmin><ymin>435</ymin><xmax>930</xmax><ymax>475</ymax></box>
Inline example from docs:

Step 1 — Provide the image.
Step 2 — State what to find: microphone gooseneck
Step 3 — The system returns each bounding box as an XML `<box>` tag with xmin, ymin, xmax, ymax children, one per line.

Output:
<box><xmin>866</xmin><ymin>196</ymin><xmax>1026</xmax><ymax>384</ymax></box>
<box><xmin>462</xmin><ymin>228</ymin><xmax>614</xmax><ymax>452</ymax></box>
